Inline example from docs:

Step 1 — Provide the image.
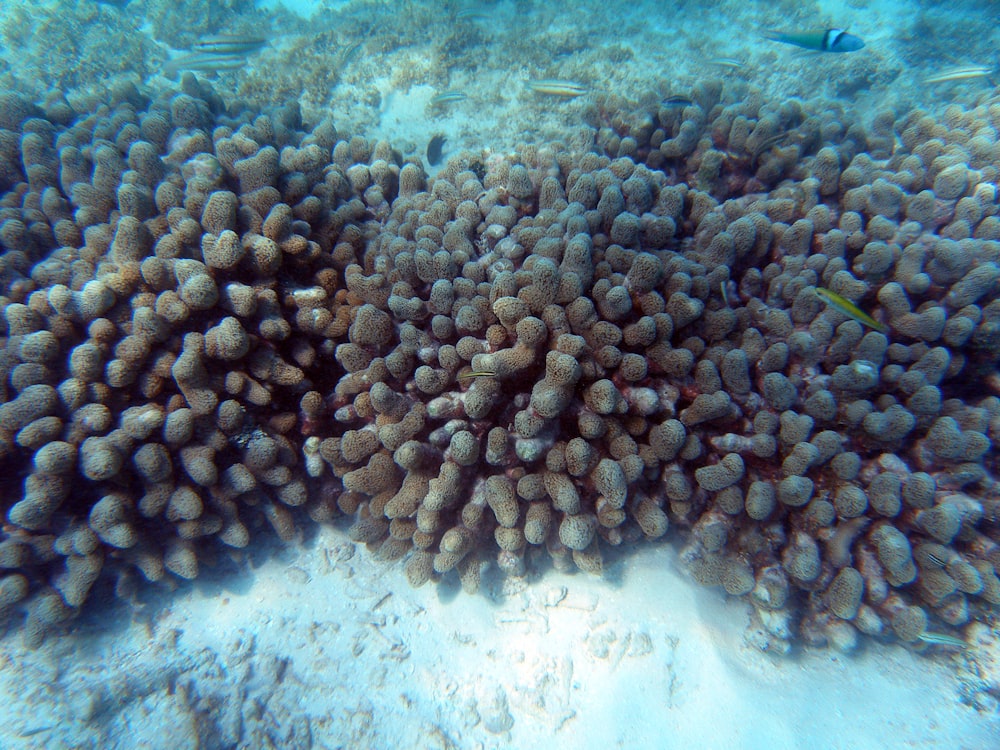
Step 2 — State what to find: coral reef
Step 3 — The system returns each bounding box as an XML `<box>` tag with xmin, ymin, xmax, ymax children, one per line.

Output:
<box><xmin>1</xmin><ymin>68</ymin><xmax>999</xmax><ymax>655</ymax></box>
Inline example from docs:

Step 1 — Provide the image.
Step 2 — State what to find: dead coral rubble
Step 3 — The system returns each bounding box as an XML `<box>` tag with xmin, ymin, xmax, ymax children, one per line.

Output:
<box><xmin>1</xmin><ymin>77</ymin><xmax>999</xmax><ymax>653</ymax></box>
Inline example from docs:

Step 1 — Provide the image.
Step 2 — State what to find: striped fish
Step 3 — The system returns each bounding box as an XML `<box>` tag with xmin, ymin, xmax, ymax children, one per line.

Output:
<box><xmin>340</xmin><ymin>40</ymin><xmax>363</xmax><ymax>66</ymax></box>
<box><xmin>925</xmin><ymin>551</ymin><xmax>949</xmax><ymax>567</ymax></box>
<box><xmin>192</xmin><ymin>34</ymin><xmax>267</xmax><ymax>56</ymax></box>
<box><xmin>923</xmin><ymin>66</ymin><xmax>994</xmax><ymax>85</ymax></box>
<box><xmin>431</xmin><ymin>91</ymin><xmax>469</xmax><ymax>106</ymax></box>
<box><xmin>458</xmin><ymin>369</ymin><xmax>496</xmax><ymax>380</ymax></box>
<box><xmin>526</xmin><ymin>79</ymin><xmax>588</xmax><ymax>98</ymax></box>
<box><xmin>163</xmin><ymin>52</ymin><xmax>248</xmax><ymax>79</ymax></box>
<box><xmin>661</xmin><ymin>95</ymin><xmax>694</xmax><ymax>109</ymax></box>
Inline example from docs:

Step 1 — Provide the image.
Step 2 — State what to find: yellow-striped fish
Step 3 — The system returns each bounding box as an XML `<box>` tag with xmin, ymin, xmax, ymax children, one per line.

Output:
<box><xmin>815</xmin><ymin>287</ymin><xmax>889</xmax><ymax>334</ymax></box>
<box><xmin>923</xmin><ymin>66</ymin><xmax>994</xmax><ymax>85</ymax></box>
<box><xmin>526</xmin><ymin>80</ymin><xmax>588</xmax><ymax>98</ymax></box>
<box><xmin>917</xmin><ymin>631</ymin><xmax>967</xmax><ymax>649</ymax></box>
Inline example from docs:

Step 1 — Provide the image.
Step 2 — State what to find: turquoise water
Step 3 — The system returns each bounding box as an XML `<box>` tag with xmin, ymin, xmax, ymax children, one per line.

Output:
<box><xmin>1</xmin><ymin>0</ymin><xmax>1000</xmax><ymax>747</ymax></box>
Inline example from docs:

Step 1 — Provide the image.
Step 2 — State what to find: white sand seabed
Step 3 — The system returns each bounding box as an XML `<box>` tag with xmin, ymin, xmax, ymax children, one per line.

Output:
<box><xmin>2</xmin><ymin>527</ymin><xmax>998</xmax><ymax>749</ymax></box>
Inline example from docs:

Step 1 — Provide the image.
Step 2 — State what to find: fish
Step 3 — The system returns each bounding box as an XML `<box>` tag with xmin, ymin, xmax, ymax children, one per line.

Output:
<box><xmin>749</xmin><ymin>131</ymin><xmax>792</xmax><ymax>167</ymax></box>
<box><xmin>430</xmin><ymin>91</ymin><xmax>469</xmax><ymax>106</ymax></box>
<box><xmin>16</xmin><ymin>726</ymin><xmax>54</xmax><ymax>738</ymax></box>
<box><xmin>192</xmin><ymin>34</ymin><xmax>267</xmax><ymax>56</ymax></box>
<box><xmin>917</xmin><ymin>631</ymin><xmax>967</xmax><ymax>649</ymax></box>
<box><xmin>926</xmin><ymin>551</ymin><xmax>948</xmax><ymax>567</ymax></box>
<box><xmin>163</xmin><ymin>52</ymin><xmax>248</xmax><ymax>79</ymax></box>
<box><xmin>923</xmin><ymin>66</ymin><xmax>994</xmax><ymax>85</ymax></box>
<box><xmin>455</xmin><ymin>8</ymin><xmax>489</xmax><ymax>22</ymax></box>
<box><xmin>764</xmin><ymin>28</ymin><xmax>865</xmax><ymax>53</ymax></box>
<box><xmin>815</xmin><ymin>287</ymin><xmax>889</xmax><ymax>333</ymax></box>
<box><xmin>661</xmin><ymin>95</ymin><xmax>694</xmax><ymax>109</ymax></box>
<box><xmin>340</xmin><ymin>40</ymin><xmax>363</xmax><ymax>66</ymax></box>
<box><xmin>458</xmin><ymin>370</ymin><xmax>496</xmax><ymax>380</ymax></box>
<box><xmin>426</xmin><ymin>134</ymin><xmax>447</xmax><ymax>166</ymax></box>
<box><xmin>526</xmin><ymin>80</ymin><xmax>588</xmax><ymax>98</ymax></box>
<box><xmin>754</xmin><ymin>132</ymin><xmax>789</xmax><ymax>153</ymax></box>
<box><xmin>708</xmin><ymin>57</ymin><xmax>745</xmax><ymax>69</ymax></box>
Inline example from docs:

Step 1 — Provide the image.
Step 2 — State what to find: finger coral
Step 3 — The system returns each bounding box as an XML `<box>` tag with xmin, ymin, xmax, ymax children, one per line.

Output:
<box><xmin>1</xmin><ymin>71</ymin><xmax>999</xmax><ymax>657</ymax></box>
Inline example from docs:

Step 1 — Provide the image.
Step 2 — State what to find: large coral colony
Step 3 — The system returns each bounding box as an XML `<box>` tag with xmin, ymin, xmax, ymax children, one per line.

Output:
<box><xmin>0</xmin><ymin>70</ymin><xmax>999</xmax><ymax>654</ymax></box>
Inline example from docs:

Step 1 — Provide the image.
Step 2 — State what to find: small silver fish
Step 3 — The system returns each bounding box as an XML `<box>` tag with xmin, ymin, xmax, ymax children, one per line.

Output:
<box><xmin>708</xmin><ymin>57</ymin><xmax>745</xmax><ymax>69</ymax></box>
<box><xmin>192</xmin><ymin>34</ymin><xmax>267</xmax><ymax>56</ymax></box>
<box><xmin>917</xmin><ymin>631</ymin><xmax>967</xmax><ymax>649</ymax></box>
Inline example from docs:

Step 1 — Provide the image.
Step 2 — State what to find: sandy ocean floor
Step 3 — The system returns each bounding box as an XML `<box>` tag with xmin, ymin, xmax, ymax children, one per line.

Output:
<box><xmin>2</xmin><ymin>524</ymin><xmax>999</xmax><ymax>749</ymax></box>
<box><xmin>1</xmin><ymin>0</ymin><xmax>1000</xmax><ymax>747</ymax></box>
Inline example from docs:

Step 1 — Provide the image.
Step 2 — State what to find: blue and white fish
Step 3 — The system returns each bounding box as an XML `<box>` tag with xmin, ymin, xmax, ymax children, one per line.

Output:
<box><xmin>764</xmin><ymin>28</ymin><xmax>865</xmax><ymax>53</ymax></box>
